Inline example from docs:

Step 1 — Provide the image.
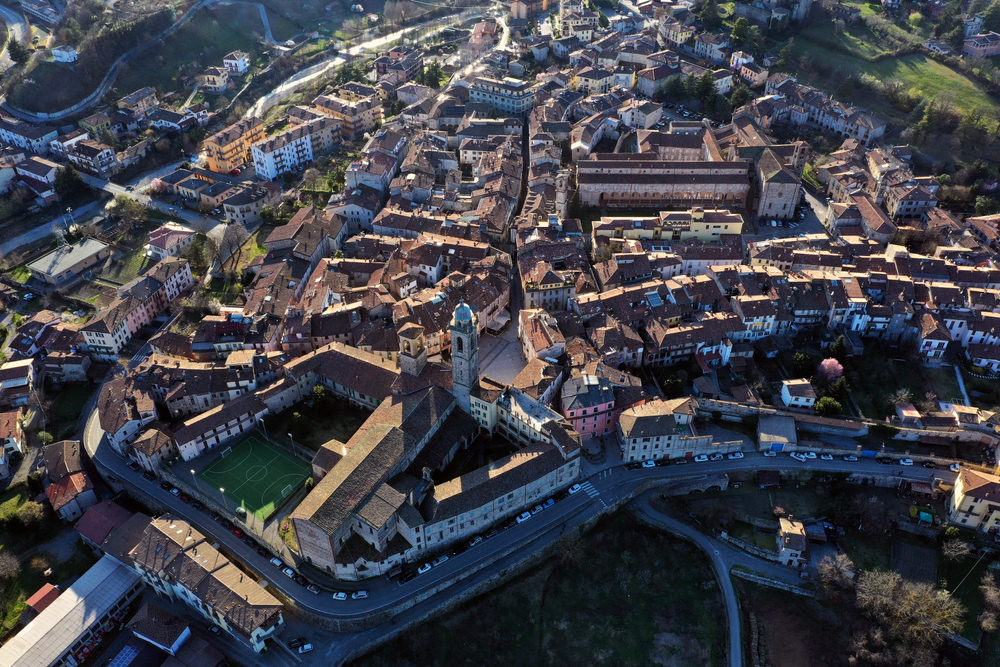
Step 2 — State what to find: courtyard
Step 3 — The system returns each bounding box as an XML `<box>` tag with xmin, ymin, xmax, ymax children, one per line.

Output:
<box><xmin>263</xmin><ymin>394</ymin><xmax>370</xmax><ymax>450</ymax></box>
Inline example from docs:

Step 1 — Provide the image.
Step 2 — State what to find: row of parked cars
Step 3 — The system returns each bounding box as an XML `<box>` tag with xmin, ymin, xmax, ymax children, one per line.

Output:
<box><xmin>624</xmin><ymin>451</ymin><xmax>746</xmax><ymax>470</ymax></box>
<box><xmin>390</xmin><ymin>484</ymin><xmax>585</xmax><ymax>584</ymax></box>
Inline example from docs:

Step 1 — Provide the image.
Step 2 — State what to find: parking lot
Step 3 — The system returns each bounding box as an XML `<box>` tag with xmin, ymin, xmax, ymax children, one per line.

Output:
<box><xmin>744</xmin><ymin>189</ymin><xmax>831</xmax><ymax>242</ymax></box>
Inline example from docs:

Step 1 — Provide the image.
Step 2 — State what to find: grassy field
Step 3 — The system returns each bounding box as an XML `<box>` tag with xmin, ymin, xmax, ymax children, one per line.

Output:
<box><xmin>729</xmin><ymin>521</ymin><xmax>777</xmax><ymax>552</ymax></box>
<box><xmin>13</xmin><ymin>61</ymin><xmax>94</xmax><ymax>112</ymax></box>
<box><xmin>354</xmin><ymin>512</ymin><xmax>726</xmax><ymax>666</ymax></box>
<box><xmin>115</xmin><ymin>4</ymin><xmax>266</xmax><ymax>97</ymax></box>
<box><xmin>0</xmin><ymin>542</ymin><xmax>97</xmax><ymax>643</ymax></box>
<box><xmin>47</xmin><ymin>383</ymin><xmax>97</xmax><ymax>440</ymax></box>
<box><xmin>941</xmin><ymin>552</ymin><xmax>989</xmax><ymax>640</ymax></box>
<box><xmin>97</xmin><ymin>247</ymin><xmax>156</xmax><ymax>286</ymax></box>
<box><xmin>791</xmin><ymin>33</ymin><xmax>998</xmax><ymax>118</ymax></box>
<box><xmin>198</xmin><ymin>434</ymin><xmax>310</xmax><ymax>520</ymax></box>
<box><xmin>844</xmin><ymin>347</ymin><xmax>963</xmax><ymax>419</ymax></box>
<box><xmin>6</xmin><ymin>265</ymin><xmax>30</xmax><ymax>284</ymax></box>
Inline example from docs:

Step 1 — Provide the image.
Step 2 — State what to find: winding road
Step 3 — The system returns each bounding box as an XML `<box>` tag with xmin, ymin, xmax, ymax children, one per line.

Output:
<box><xmin>82</xmin><ymin>398</ymin><xmax>959</xmax><ymax>665</ymax></box>
<box><xmin>0</xmin><ymin>3</ymin><xmax>29</xmax><ymax>72</ymax></box>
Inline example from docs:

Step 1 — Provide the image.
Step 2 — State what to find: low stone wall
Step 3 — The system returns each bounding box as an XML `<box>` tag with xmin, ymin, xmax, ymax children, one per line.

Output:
<box><xmin>731</xmin><ymin>569</ymin><xmax>815</xmax><ymax>598</ymax></box>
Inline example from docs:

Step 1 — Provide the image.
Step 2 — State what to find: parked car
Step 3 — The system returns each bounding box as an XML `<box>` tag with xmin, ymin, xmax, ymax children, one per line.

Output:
<box><xmin>694</xmin><ymin>454</ymin><xmax>709</xmax><ymax>462</ymax></box>
<box><xmin>543</xmin><ymin>498</ymin><xmax>555</xmax><ymax>508</ymax></box>
<box><xmin>568</xmin><ymin>483</ymin><xmax>582</xmax><ymax>495</ymax></box>
<box><xmin>142</xmin><ymin>471</ymin><xmax>156</xmax><ymax>481</ymax></box>
<box><xmin>127</xmin><ymin>460</ymin><xmax>139</xmax><ymax>471</ymax></box>
<box><xmin>531</xmin><ymin>504</ymin><xmax>544</xmax><ymax>515</ymax></box>
<box><xmin>843</xmin><ymin>455</ymin><xmax>859</xmax><ymax>462</ymax></box>
<box><xmin>900</xmin><ymin>458</ymin><xmax>914</xmax><ymax>466</ymax></box>
<box><xmin>727</xmin><ymin>452</ymin><xmax>744</xmax><ymax>460</ymax></box>
<box><xmin>655</xmin><ymin>458</ymin><xmax>671</xmax><ymax>467</ymax></box>
<box><xmin>516</xmin><ymin>512</ymin><xmax>531</xmax><ymax>523</ymax></box>
<box><xmin>209</xmin><ymin>625</ymin><xmax>221</xmax><ymax>635</ymax></box>
<box><xmin>178</xmin><ymin>493</ymin><xmax>191</xmax><ymax>503</ymax></box>
<box><xmin>950</xmin><ymin>463</ymin><xmax>961</xmax><ymax>472</ymax></box>
<box><xmin>192</xmin><ymin>501</ymin><xmax>203</xmax><ymax>511</ymax></box>
<box><xmin>625</xmin><ymin>461</ymin><xmax>642</xmax><ymax>470</ymax></box>
<box><xmin>242</xmin><ymin>536</ymin><xmax>254</xmax><ymax>547</ymax></box>
<box><xmin>281</xmin><ymin>567</ymin><xmax>295</xmax><ymax>579</ymax></box>
<box><xmin>709</xmin><ymin>453</ymin><xmax>724</xmax><ymax>461</ymax></box>
<box><xmin>763</xmin><ymin>451</ymin><xmax>777</xmax><ymax>457</ymax></box>
<box><xmin>351</xmin><ymin>590</ymin><xmax>368</xmax><ymax>600</ymax></box>
<box><xmin>673</xmin><ymin>458</ymin><xmax>690</xmax><ymax>465</ymax></box>
<box><xmin>432</xmin><ymin>555</ymin><xmax>449</xmax><ymax>567</ymax></box>
<box><xmin>802</xmin><ymin>452</ymin><xmax>817</xmax><ymax>459</ymax></box>
<box><xmin>256</xmin><ymin>547</ymin><xmax>268</xmax><ymax>557</ymax></box>
<box><xmin>790</xmin><ymin>452</ymin><xmax>808</xmax><ymax>462</ymax></box>
<box><xmin>288</xmin><ymin>637</ymin><xmax>306</xmax><ymax>649</ymax></box>
<box><xmin>467</xmin><ymin>536</ymin><xmax>483</xmax><ymax>548</ymax></box>
<box><xmin>820</xmin><ymin>454</ymin><xmax>834</xmax><ymax>461</ymax></box>
<box><xmin>231</xmin><ymin>527</ymin><xmax>243</xmax><ymax>538</ymax></box>
<box><xmin>417</xmin><ymin>563</ymin><xmax>432</xmax><ymax>575</ymax></box>
<box><xmin>298</xmin><ymin>644</ymin><xmax>313</xmax><ymax>654</ymax></box>
<box><xmin>169</xmin><ymin>488</ymin><xmax>180</xmax><ymax>496</ymax></box>
<box><xmin>641</xmin><ymin>460</ymin><xmax>656</xmax><ymax>468</ymax></box>
<box><xmin>332</xmin><ymin>591</ymin><xmax>347</xmax><ymax>601</ymax></box>
<box><xmin>306</xmin><ymin>584</ymin><xmax>320</xmax><ymax>594</ymax></box>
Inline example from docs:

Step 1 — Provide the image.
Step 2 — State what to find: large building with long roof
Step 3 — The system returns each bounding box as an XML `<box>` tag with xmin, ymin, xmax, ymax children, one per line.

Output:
<box><xmin>0</xmin><ymin>554</ymin><xmax>143</xmax><ymax>667</ymax></box>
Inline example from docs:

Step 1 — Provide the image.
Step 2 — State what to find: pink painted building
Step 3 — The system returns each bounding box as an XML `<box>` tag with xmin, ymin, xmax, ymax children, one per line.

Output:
<box><xmin>560</xmin><ymin>375</ymin><xmax>618</xmax><ymax>438</ymax></box>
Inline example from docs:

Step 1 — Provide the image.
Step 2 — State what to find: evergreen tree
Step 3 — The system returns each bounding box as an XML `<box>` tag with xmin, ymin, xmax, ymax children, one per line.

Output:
<box><xmin>697</xmin><ymin>0</ymin><xmax>720</xmax><ymax>29</ymax></box>
<box><xmin>730</xmin><ymin>84</ymin><xmax>752</xmax><ymax>110</ymax></box>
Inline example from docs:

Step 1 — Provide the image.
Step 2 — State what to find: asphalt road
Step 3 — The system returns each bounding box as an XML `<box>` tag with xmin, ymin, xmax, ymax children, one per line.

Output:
<box><xmin>83</xmin><ymin>391</ymin><xmax>965</xmax><ymax>666</ymax></box>
<box><xmin>78</xmin><ymin>171</ymin><xmax>222</xmax><ymax>234</ymax></box>
<box><xmin>0</xmin><ymin>4</ymin><xmax>28</xmax><ymax>72</ymax></box>
<box><xmin>84</xmin><ymin>402</ymin><xmax>957</xmax><ymax>622</ymax></box>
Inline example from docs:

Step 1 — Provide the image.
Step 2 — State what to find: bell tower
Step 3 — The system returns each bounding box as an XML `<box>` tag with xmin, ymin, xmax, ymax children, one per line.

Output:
<box><xmin>555</xmin><ymin>169</ymin><xmax>569</xmax><ymax>219</ymax></box>
<box><xmin>398</xmin><ymin>323</ymin><xmax>427</xmax><ymax>377</ymax></box>
<box><xmin>450</xmin><ymin>301</ymin><xmax>479</xmax><ymax>413</ymax></box>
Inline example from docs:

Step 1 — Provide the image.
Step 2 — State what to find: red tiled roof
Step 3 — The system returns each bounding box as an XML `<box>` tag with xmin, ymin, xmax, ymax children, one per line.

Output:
<box><xmin>45</xmin><ymin>471</ymin><xmax>92</xmax><ymax>511</ymax></box>
<box><xmin>25</xmin><ymin>583</ymin><xmax>60</xmax><ymax>612</ymax></box>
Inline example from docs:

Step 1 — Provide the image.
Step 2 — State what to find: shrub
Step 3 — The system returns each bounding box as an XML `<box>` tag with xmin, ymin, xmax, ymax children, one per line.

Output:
<box><xmin>815</xmin><ymin>396</ymin><xmax>843</xmax><ymax>416</ymax></box>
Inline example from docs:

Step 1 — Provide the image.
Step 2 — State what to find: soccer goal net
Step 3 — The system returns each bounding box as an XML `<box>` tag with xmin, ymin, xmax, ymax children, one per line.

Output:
<box><xmin>220</xmin><ymin>446</ymin><xmax>233</xmax><ymax>458</ymax></box>
<box><xmin>281</xmin><ymin>484</ymin><xmax>294</xmax><ymax>498</ymax></box>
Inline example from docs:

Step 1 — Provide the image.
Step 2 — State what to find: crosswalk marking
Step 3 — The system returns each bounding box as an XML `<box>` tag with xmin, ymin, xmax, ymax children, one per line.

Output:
<box><xmin>580</xmin><ymin>481</ymin><xmax>599</xmax><ymax>498</ymax></box>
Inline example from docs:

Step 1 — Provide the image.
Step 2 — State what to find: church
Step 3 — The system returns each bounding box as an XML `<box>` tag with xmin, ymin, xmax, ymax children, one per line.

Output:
<box><xmin>289</xmin><ymin>302</ymin><xmax>582</xmax><ymax>580</ymax></box>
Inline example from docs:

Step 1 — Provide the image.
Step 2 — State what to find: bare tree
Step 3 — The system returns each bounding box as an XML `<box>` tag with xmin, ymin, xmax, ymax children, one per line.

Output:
<box><xmin>209</xmin><ymin>224</ymin><xmax>251</xmax><ymax>272</ymax></box>
<box><xmin>889</xmin><ymin>387</ymin><xmax>913</xmax><ymax>406</ymax></box>
<box><xmin>0</xmin><ymin>551</ymin><xmax>20</xmax><ymax>580</ymax></box>
<box><xmin>856</xmin><ymin>570</ymin><xmax>965</xmax><ymax>649</ymax></box>
<box><xmin>981</xmin><ymin>572</ymin><xmax>1000</xmax><ymax>611</ymax></box>
<box><xmin>817</xmin><ymin>552</ymin><xmax>856</xmax><ymax>589</ymax></box>
<box><xmin>941</xmin><ymin>538</ymin><xmax>971</xmax><ymax>561</ymax></box>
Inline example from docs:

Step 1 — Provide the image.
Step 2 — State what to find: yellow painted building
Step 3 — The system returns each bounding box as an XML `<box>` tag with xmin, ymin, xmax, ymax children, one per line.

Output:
<box><xmin>948</xmin><ymin>467</ymin><xmax>1000</xmax><ymax>532</ymax></box>
<box><xmin>201</xmin><ymin>117</ymin><xmax>266</xmax><ymax>174</ymax></box>
<box><xmin>592</xmin><ymin>207</ymin><xmax>744</xmax><ymax>244</ymax></box>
